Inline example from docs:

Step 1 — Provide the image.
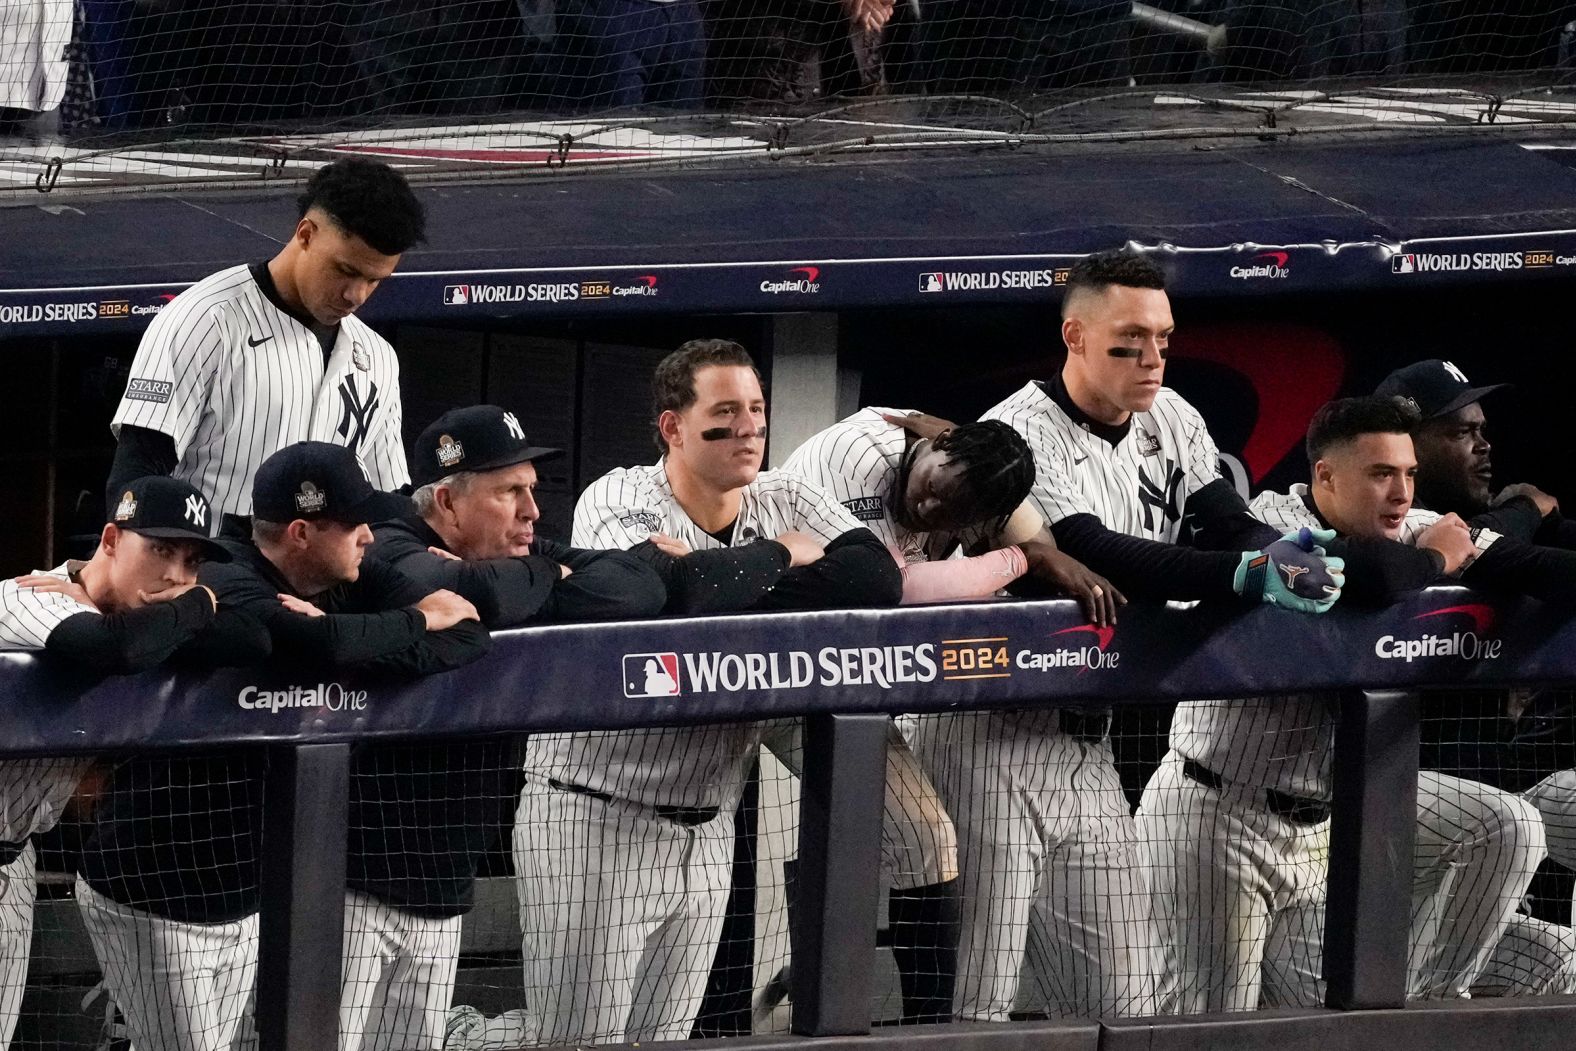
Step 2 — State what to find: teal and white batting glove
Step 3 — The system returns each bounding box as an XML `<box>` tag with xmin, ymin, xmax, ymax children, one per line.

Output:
<box><xmin>1233</xmin><ymin>526</ymin><xmax>1345</xmax><ymax>614</ymax></box>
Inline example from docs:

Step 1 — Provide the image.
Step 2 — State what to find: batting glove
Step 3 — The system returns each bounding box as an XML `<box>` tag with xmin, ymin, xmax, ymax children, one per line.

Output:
<box><xmin>1233</xmin><ymin>526</ymin><xmax>1345</xmax><ymax>614</ymax></box>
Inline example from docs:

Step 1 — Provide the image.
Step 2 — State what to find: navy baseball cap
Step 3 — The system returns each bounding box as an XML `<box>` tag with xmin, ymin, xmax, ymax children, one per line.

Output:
<box><xmin>251</xmin><ymin>442</ymin><xmax>412</xmax><ymax>525</ymax></box>
<box><xmin>410</xmin><ymin>405</ymin><xmax>563</xmax><ymax>488</ymax></box>
<box><xmin>108</xmin><ymin>476</ymin><xmax>230</xmax><ymax>561</ymax></box>
<box><xmin>1374</xmin><ymin>360</ymin><xmax>1509</xmax><ymax>421</ymax></box>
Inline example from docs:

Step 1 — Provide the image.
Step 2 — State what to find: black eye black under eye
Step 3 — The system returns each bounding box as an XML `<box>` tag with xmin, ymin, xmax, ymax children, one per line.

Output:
<box><xmin>1108</xmin><ymin>347</ymin><xmax>1143</xmax><ymax>359</ymax></box>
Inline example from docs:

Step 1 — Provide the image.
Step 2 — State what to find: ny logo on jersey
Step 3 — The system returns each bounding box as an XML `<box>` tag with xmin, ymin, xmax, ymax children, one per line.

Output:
<box><xmin>336</xmin><ymin>378</ymin><xmax>380</xmax><ymax>452</ymax></box>
<box><xmin>1441</xmin><ymin>360</ymin><xmax>1470</xmax><ymax>384</ymax></box>
<box><xmin>502</xmin><ymin>411</ymin><xmax>525</xmax><ymax>441</ymax></box>
<box><xmin>1136</xmin><ymin>461</ymin><xmax>1185</xmax><ymax>532</ymax></box>
<box><xmin>183</xmin><ymin>495</ymin><xmax>207</xmax><ymax>528</ymax></box>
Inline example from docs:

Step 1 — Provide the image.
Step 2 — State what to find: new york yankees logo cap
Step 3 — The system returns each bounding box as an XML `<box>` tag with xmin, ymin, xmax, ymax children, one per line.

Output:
<box><xmin>110</xmin><ymin>476</ymin><xmax>231</xmax><ymax>561</ymax></box>
<box><xmin>1374</xmin><ymin>359</ymin><xmax>1509</xmax><ymax>421</ymax></box>
<box><xmin>410</xmin><ymin>404</ymin><xmax>563</xmax><ymax>488</ymax></box>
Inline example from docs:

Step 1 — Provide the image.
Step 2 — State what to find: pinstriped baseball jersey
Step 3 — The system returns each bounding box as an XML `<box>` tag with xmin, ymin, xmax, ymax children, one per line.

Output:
<box><xmin>981</xmin><ymin>381</ymin><xmax>1221</xmax><ymax>542</ymax></box>
<box><xmin>780</xmin><ymin>407</ymin><xmax>947</xmax><ymax>565</ymax></box>
<box><xmin>0</xmin><ymin>565</ymin><xmax>95</xmax><ymax>842</ymax></box>
<box><xmin>527</xmin><ymin>460</ymin><xmax>864</xmax><ymax>810</ymax></box>
<box><xmin>111</xmin><ymin>265</ymin><xmax>409</xmax><ymax>518</ymax></box>
<box><xmin>1171</xmin><ymin>485</ymin><xmax>1504</xmax><ymax>801</ymax></box>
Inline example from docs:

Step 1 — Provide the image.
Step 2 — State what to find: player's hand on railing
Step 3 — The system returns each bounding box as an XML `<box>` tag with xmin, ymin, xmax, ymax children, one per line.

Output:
<box><xmin>881</xmin><ymin>411</ymin><xmax>957</xmax><ymax>442</ymax></box>
<box><xmin>1019</xmin><ymin>540</ymin><xmax>1126</xmax><ymax>626</ymax></box>
<box><xmin>774</xmin><ymin>531</ymin><xmax>825</xmax><ymax>568</ymax></box>
<box><xmin>15</xmin><ymin>573</ymin><xmax>97</xmax><ymax>610</ymax></box>
<box><xmin>427</xmin><ymin>545</ymin><xmax>461</xmax><ymax>561</ymax></box>
<box><xmin>649</xmin><ymin>533</ymin><xmax>692</xmax><ymax>558</ymax></box>
<box><xmin>414</xmin><ymin>589</ymin><xmax>480</xmax><ymax>631</ymax></box>
<box><xmin>1234</xmin><ymin>526</ymin><xmax>1344</xmax><ymax>613</ymax></box>
<box><xmin>277</xmin><ymin>593</ymin><xmax>325</xmax><ymax>617</ymax></box>
<box><xmin>1494</xmin><ymin>483</ymin><xmax>1559</xmax><ymax>518</ymax></box>
<box><xmin>140</xmin><ymin>582</ymin><xmax>217</xmax><ymax>611</ymax></box>
<box><xmin>1417</xmin><ymin>512</ymin><xmax>1478</xmax><ymax>576</ymax></box>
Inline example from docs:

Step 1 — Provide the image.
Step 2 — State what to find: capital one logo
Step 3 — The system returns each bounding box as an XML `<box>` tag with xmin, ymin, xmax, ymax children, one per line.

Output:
<box><xmin>624</xmin><ymin>652</ymin><xmax>681</xmax><ymax>698</ymax></box>
<box><xmin>760</xmin><ymin>266</ymin><xmax>822</xmax><ymax>295</ymax></box>
<box><xmin>1016</xmin><ymin>623</ymin><xmax>1120</xmax><ymax>674</ymax></box>
<box><xmin>1229</xmin><ymin>251</ymin><xmax>1290</xmax><ymax>280</ymax></box>
<box><xmin>1374</xmin><ymin>603</ymin><xmax>1501</xmax><ymax>663</ymax></box>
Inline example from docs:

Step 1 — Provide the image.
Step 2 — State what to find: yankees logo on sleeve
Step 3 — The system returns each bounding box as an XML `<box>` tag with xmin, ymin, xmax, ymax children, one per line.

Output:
<box><xmin>982</xmin><ymin>381</ymin><xmax>1219</xmax><ymax>543</ymax></box>
<box><xmin>111</xmin><ymin>265</ymin><xmax>408</xmax><ymax>517</ymax></box>
<box><xmin>0</xmin><ymin>569</ymin><xmax>98</xmax><ymax>843</ymax></box>
<box><xmin>545</xmin><ymin>461</ymin><xmax>864</xmax><ymax>811</ymax></box>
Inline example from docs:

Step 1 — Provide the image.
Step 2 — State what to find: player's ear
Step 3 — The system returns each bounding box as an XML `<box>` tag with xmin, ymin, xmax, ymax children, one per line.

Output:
<box><xmin>1312</xmin><ymin>458</ymin><xmax>1335</xmax><ymax>492</ymax></box>
<box><xmin>657</xmin><ymin>410</ymin><xmax>683</xmax><ymax>449</ymax></box>
<box><xmin>432</xmin><ymin>484</ymin><xmax>457</xmax><ymax>521</ymax></box>
<box><xmin>99</xmin><ymin>523</ymin><xmax>119</xmax><ymax>557</ymax></box>
<box><xmin>294</xmin><ymin>216</ymin><xmax>316</xmax><ymax>250</ymax></box>
<box><xmin>285</xmin><ymin>519</ymin><xmax>312</xmax><ymax>547</ymax></box>
<box><xmin>1061</xmin><ymin>316</ymin><xmax>1084</xmax><ymax>357</ymax></box>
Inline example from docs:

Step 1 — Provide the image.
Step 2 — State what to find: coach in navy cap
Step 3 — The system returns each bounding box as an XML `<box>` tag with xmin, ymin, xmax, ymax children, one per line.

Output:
<box><xmin>374</xmin><ymin>404</ymin><xmax>663</xmax><ymax>625</ymax></box>
<box><xmin>1374</xmin><ymin>359</ymin><xmax>1510</xmax><ymax>516</ymax></box>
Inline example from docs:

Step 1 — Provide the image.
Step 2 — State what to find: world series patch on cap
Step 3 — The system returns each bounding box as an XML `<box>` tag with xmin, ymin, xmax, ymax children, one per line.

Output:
<box><xmin>411</xmin><ymin>405</ymin><xmax>563</xmax><ymax>488</ymax></box>
<box><xmin>252</xmin><ymin>441</ymin><xmax>412</xmax><ymax>525</ymax></box>
<box><xmin>110</xmin><ymin>476</ymin><xmax>230</xmax><ymax>561</ymax></box>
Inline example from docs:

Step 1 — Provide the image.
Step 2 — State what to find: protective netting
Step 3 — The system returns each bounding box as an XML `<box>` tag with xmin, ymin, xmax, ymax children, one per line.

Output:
<box><xmin>1</xmin><ymin>3</ymin><xmax>1575</xmax><ymax>193</ymax></box>
<box><xmin>4</xmin><ymin>695</ymin><xmax>1576</xmax><ymax>1047</ymax></box>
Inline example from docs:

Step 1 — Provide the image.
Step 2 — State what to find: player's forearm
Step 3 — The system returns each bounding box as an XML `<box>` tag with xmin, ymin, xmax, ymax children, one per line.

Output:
<box><xmin>753</xmin><ymin>530</ymin><xmax>903</xmax><ymax>611</ymax></box>
<box><xmin>354</xmin><ymin>618</ymin><xmax>492</xmax><ymax>677</ymax></box>
<box><xmin>1463</xmin><ymin>539</ymin><xmax>1576</xmax><ymax>607</ymax></box>
<box><xmin>1323</xmin><ymin>536</ymin><xmax>1442</xmax><ymax>604</ymax></box>
<box><xmin>1181</xmin><ymin>479</ymin><xmax>1282</xmax><ymax>551</ymax></box>
<box><xmin>266</xmin><ymin>609</ymin><xmax>428</xmax><ymax>668</ymax></box>
<box><xmin>1471</xmin><ymin>498</ymin><xmax>1543</xmax><ymax>544</ymax></box>
<box><xmin>1051</xmin><ymin>514</ymin><xmax>1240</xmax><ymax>600</ymax></box>
<box><xmin>171</xmin><ymin>608</ymin><xmax>273</xmax><ymax>667</ymax></box>
<box><xmin>533</xmin><ymin>548</ymin><xmax>669</xmax><ymax>623</ymax></box>
<box><xmin>900</xmin><ymin>546</ymin><xmax>1028</xmax><ymax>604</ymax></box>
<box><xmin>44</xmin><ymin>590</ymin><xmax>217</xmax><ymax>673</ymax></box>
<box><xmin>634</xmin><ymin>540</ymin><xmax>791</xmax><ymax>614</ymax></box>
<box><xmin>1535</xmin><ymin>510</ymin><xmax>1576</xmax><ymax>550</ymax></box>
<box><xmin>387</xmin><ymin>546</ymin><xmax>562</xmax><ymax>627</ymax></box>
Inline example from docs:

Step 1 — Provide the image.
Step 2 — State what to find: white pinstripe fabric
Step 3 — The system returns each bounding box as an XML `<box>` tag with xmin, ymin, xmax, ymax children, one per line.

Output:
<box><xmin>111</xmin><ymin>265</ymin><xmax>409</xmax><ymax>517</ymax></box>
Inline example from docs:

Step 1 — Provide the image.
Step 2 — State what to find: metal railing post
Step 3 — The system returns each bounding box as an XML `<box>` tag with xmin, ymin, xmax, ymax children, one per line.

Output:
<box><xmin>791</xmin><ymin>713</ymin><xmax>889</xmax><ymax>1036</ymax></box>
<box><xmin>1325</xmin><ymin>689</ymin><xmax>1419</xmax><ymax>1009</ymax></box>
<box><xmin>257</xmin><ymin>743</ymin><xmax>350</xmax><ymax>1051</ymax></box>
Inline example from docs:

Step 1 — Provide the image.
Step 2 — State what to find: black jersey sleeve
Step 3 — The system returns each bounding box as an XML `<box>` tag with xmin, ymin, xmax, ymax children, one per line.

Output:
<box><xmin>1050</xmin><ymin>513</ymin><xmax>1242</xmax><ymax>600</ymax></box>
<box><xmin>751</xmin><ymin>528</ymin><xmax>903</xmax><ymax>611</ymax></box>
<box><xmin>104</xmin><ymin>426</ymin><xmax>179</xmax><ymax>512</ymax></box>
<box><xmin>44</xmin><ymin>589</ymin><xmax>217</xmax><ymax>673</ymax></box>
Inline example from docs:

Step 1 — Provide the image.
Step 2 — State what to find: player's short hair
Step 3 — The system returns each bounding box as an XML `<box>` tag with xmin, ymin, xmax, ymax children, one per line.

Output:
<box><xmin>651</xmin><ymin>339</ymin><xmax>762</xmax><ymax>452</ymax></box>
<box><xmin>297</xmin><ymin>158</ymin><xmax>426</xmax><ymax>256</ymax></box>
<box><xmin>1062</xmin><ymin>249</ymin><xmax>1167</xmax><ymax>317</ymax></box>
<box><xmin>411</xmin><ymin>472</ymin><xmax>478</xmax><ymax>515</ymax></box>
<box><xmin>252</xmin><ymin>518</ymin><xmax>288</xmax><ymax>546</ymax></box>
<box><xmin>1305</xmin><ymin>395</ymin><xmax>1423</xmax><ymax>465</ymax></box>
<box><xmin>932</xmin><ymin>420</ymin><xmax>1037</xmax><ymax>534</ymax></box>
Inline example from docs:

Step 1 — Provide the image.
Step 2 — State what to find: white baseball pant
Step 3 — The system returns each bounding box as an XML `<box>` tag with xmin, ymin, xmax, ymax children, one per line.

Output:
<box><xmin>76</xmin><ymin>879</ymin><xmax>255</xmax><ymax>1051</ymax></box>
<box><xmin>1471</xmin><ymin>914</ymin><xmax>1576</xmax><ymax>996</ymax></box>
<box><xmin>339</xmin><ymin>891</ymin><xmax>462</xmax><ymax>1051</ymax></box>
<box><xmin>512</xmin><ymin>776</ymin><xmax>731</xmax><ymax>1044</ymax></box>
<box><xmin>1137</xmin><ymin>759</ymin><xmax>1546</xmax><ymax>1011</ymax></box>
<box><xmin>907</xmin><ymin>710</ymin><xmax>1164</xmax><ymax>1021</ymax></box>
<box><xmin>760</xmin><ymin>717</ymin><xmax>957</xmax><ymax>889</ymax></box>
<box><xmin>0</xmin><ymin>844</ymin><xmax>35</xmax><ymax>1051</ymax></box>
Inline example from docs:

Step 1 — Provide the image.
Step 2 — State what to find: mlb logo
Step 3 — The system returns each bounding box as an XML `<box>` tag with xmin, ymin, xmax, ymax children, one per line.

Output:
<box><xmin>918</xmin><ymin>273</ymin><xmax>944</xmax><ymax>293</ymax></box>
<box><xmin>1391</xmin><ymin>255</ymin><xmax>1416</xmax><ymax>274</ymax></box>
<box><xmin>623</xmin><ymin>653</ymin><xmax>681</xmax><ymax>698</ymax></box>
<box><xmin>443</xmin><ymin>285</ymin><xmax>470</xmax><ymax>305</ymax></box>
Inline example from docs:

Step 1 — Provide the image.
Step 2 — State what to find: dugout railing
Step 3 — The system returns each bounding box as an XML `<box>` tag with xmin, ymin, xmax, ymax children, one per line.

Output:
<box><xmin>7</xmin><ymin>588</ymin><xmax>1576</xmax><ymax>1051</ymax></box>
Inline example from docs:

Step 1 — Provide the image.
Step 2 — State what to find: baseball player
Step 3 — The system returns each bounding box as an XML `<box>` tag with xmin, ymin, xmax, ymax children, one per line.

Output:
<box><xmin>364</xmin><ymin>404</ymin><xmax>666</xmax><ymax>1047</ymax></box>
<box><xmin>106</xmin><ymin>157</ymin><xmax>422</xmax><ymax>520</ymax></box>
<box><xmin>516</xmin><ymin>339</ymin><xmax>902</xmax><ymax>1044</ymax></box>
<box><xmin>1372</xmin><ymin>362</ymin><xmax>1576</xmax><ymax>994</ymax></box>
<box><xmin>0</xmin><ymin>476</ymin><xmax>241</xmax><ymax>1051</ymax></box>
<box><xmin>1139</xmin><ymin>394</ymin><xmax>1571</xmax><ymax>1012</ymax></box>
<box><xmin>78</xmin><ymin>445</ymin><xmax>487</xmax><ymax>1051</ymax></box>
<box><xmin>910</xmin><ymin>249</ymin><xmax>1345</xmax><ymax>1023</ymax></box>
<box><xmin>775</xmin><ymin>408</ymin><xmax>1123</xmax><ymax>1023</ymax></box>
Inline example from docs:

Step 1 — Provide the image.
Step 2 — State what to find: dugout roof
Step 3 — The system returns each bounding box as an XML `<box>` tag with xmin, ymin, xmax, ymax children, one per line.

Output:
<box><xmin>4</xmin><ymin>132</ymin><xmax>1576</xmax><ymax>337</ymax></box>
